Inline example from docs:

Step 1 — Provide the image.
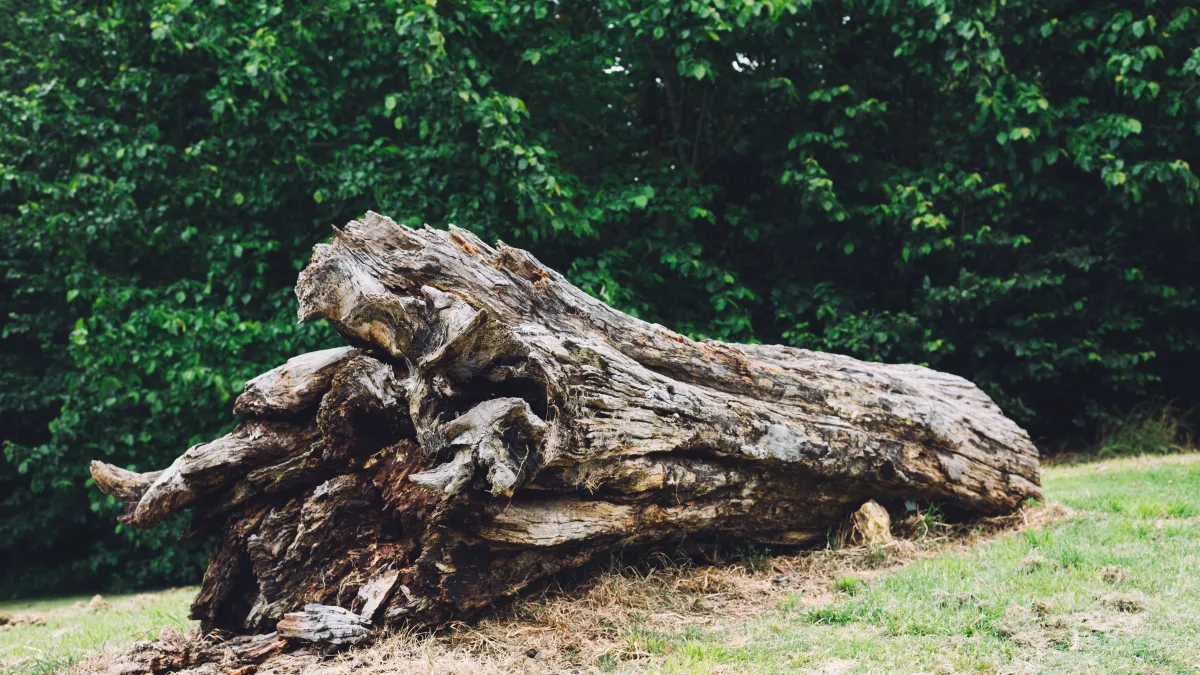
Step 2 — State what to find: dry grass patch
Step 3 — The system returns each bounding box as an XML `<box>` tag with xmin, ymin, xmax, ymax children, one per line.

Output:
<box><xmin>76</xmin><ymin>502</ymin><xmax>1066</xmax><ymax>675</ymax></box>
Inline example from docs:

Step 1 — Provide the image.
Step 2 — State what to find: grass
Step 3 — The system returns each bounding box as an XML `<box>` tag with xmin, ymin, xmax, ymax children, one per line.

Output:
<box><xmin>832</xmin><ymin>576</ymin><xmax>865</xmax><ymax>596</ymax></box>
<box><xmin>1097</xmin><ymin>406</ymin><xmax>1190</xmax><ymax>458</ymax></box>
<box><xmin>9</xmin><ymin>455</ymin><xmax>1200</xmax><ymax>674</ymax></box>
<box><xmin>649</xmin><ymin>454</ymin><xmax>1200</xmax><ymax>674</ymax></box>
<box><xmin>0</xmin><ymin>589</ymin><xmax>195</xmax><ymax>675</ymax></box>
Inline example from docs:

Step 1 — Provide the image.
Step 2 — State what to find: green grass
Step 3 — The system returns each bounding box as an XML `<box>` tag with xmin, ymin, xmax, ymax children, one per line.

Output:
<box><xmin>4</xmin><ymin>456</ymin><xmax>1200</xmax><ymax>674</ymax></box>
<box><xmin>0</xmin><ymin>589</ymin><xmax>195</xmax><ymax>675</ymax></box>
<box><xmin>644</xmin><ymin>454</ymin><xmax>1200</xmax><ymax>674</ymax></box>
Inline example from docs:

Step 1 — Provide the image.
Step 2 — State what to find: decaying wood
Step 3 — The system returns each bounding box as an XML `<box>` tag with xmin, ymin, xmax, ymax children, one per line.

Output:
<box><xmin>94</xmin><ymin>631</ymin><xmax>288</xmax><ymax>674</ymax></box>
<box><xmin>276</xmin><ymin>604</ymin><xmax>371</xmax><ymax>646</ymax></box>
<box><xmin>91</xmin><ymin>211</ymin><xmax>1041</xmax><ymax>648</ymax></box>
<box><xmin>232</xmin><ymin>347</ymin><xmax>357</xmax><ymax>419</ymax></box>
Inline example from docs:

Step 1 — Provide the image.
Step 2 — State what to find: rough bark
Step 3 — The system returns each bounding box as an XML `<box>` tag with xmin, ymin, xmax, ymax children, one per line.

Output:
<box><xmin>91</xmin><ymin>211</ymin><xmax>1041</xmax><ymax>642</ymax></box>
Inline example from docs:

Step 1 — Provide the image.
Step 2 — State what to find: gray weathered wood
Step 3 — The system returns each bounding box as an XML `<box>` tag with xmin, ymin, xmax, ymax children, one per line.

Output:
<box><xmin>276</xmin><ymin>604</ymin><xmax>371</xmax><ymax>646</ymax></box>
<box><xmin>233</xmin><ymin>346</ymin><xmax>358</xmax><ymax>419</ymax></box>
<box><xmin>91</xmin><ymin>211</ymin><xmax>1041</xmax><ymax>639</ymax></box>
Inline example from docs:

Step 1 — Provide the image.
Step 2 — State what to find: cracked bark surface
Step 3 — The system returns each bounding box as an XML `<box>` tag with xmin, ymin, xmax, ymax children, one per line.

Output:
<box><xmin>91</xmin><ymin>211</ymin><xmax>1041</xmax><ymax>642</ymax></box>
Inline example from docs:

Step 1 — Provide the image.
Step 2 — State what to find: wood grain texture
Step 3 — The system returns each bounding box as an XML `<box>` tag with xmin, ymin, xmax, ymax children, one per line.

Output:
<box><xmin>92</xmin><ymin>211</ymin><xmax>1041</xmax><ymax>640</ymax></box>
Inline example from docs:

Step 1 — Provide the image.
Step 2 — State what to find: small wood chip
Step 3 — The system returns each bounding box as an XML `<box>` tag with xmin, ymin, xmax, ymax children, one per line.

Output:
<box><xmin>356</xmin><ymin>569</ymin><xmax>400</xmax><ymax>622</ymax></box>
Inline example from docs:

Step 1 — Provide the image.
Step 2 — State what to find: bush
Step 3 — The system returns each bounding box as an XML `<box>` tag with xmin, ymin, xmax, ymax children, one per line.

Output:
<box><xmin>2</xmin><ymin>0</ymin><xmax>1198</xmax><ymax>596</ymax></box>
<box><xmin>1099</xmin><ymin>406</ymin><xmax>1191</xmax><ymax>457</ymax></box>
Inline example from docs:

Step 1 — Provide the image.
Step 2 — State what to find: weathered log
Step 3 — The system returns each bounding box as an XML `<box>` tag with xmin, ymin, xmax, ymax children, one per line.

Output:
<box><xmin>91</xmin><ymin>211</ymin><xmax>1041</xmax><ymax>640</ymax></box>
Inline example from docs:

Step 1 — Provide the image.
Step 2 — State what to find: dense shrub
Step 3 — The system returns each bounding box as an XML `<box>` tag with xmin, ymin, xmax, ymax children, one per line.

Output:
<box><xmin>1098</xmin><ymin>405</ymin><xmax>1191</xmax><ymax>457</ymax></box>
<box><xmin>2</xmin><ymin>0</ymin><xmax>1197</xmax><ymax>596</ymax></box>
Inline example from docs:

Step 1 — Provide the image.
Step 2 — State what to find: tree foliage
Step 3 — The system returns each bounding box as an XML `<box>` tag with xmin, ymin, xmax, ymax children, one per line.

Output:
<box><xmin>2</xmin><ymin>0</ymin><xmax>1198</xmax><ymax>596</ymax></box>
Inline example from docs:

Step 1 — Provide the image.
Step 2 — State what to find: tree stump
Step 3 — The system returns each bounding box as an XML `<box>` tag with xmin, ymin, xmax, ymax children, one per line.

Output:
<box><xmin>92</xmin><ymin>211</ymin><xmax>1041</xmax><ymax>638</ymax></box>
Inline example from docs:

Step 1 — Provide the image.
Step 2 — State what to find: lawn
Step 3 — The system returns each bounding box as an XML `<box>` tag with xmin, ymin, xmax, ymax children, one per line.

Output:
<box><xmin>0</xmin><ymin>589</ymin><xmax>195</xmax><ymax>675</ymax></box>
<box><xmin>2</xmin><ymin>454</ymin><xmax>1198</xmax><ymax>675</ymax></box>
<box><xmin>651</xmin><ymin>454</ymin><xmax>1200</xmax><ymax>674</ymax></box>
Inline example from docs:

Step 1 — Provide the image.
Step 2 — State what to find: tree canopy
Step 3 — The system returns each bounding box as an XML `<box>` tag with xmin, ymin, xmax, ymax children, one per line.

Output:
<box><xmin>2</xmin><ymin>0</ymin><xmax>1198</xmax><ymax>597</ymax></box>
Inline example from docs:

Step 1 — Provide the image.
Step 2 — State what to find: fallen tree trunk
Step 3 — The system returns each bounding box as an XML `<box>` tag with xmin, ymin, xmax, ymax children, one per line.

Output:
<box><xmin>93</xmin><ymin>211</ymin><xmax>1041</xmax><ymax>640</ymax></box>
